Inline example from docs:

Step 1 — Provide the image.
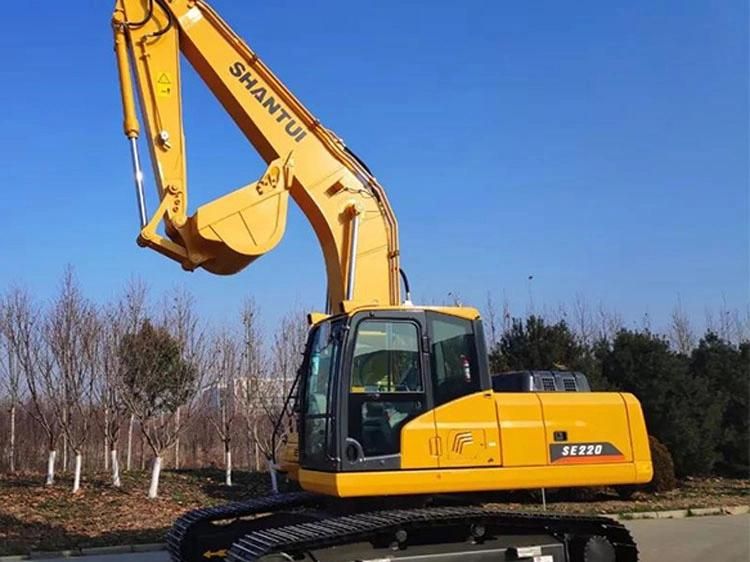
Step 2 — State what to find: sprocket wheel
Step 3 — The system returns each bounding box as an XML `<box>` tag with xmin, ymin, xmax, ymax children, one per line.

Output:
<box><xmin>582</xmin><ymin>535</ymin><xmax>617</xmax><ymax>562</ymax></box>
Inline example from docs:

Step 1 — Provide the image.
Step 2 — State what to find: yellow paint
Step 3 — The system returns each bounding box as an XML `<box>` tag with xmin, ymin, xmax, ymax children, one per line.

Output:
<box><xmin>400</xmin><ymin>408</ymin><xmax>438</xmax><ymax>469</ymax></box>
<box><xmin>340</xmin><ymin>304</ymin><xmax>481</xmax><ymax>321</ymax></box>
<box><xmin>538</xmin><ymin>392</ymin><xmax>634</xmax><ymax>462</ymax></box>
<box><xmin>156</xmin><ymin>72</ymin><xmax>173</xmax><ymax>97</ymax></box>
<box><xmin>307</xmin><ymin>312</ymin><xmax>330</xmax><ymax>326</ymax></box>
<box><xmin>299</xmin><ymin>390</ymin><xmax>652</xmax><ymax>497</ymax></box>
<box><xmin>113</xmin><ymin>0</ymin><xmax>400</xmax><ymax>310</ymax></box>
<box><xmin>623</xmin><ymin>393</ymin><xmax>654</xmax><ymax>482</ymax></box>
<box><xmin>433</xmin><ymin>393</ymin><xmax>501</xmax><ymax>468</ymax></box>
<box><xmin>278</xmin><ymin>433</ymin><xmax>300</xmax><ymax>480</ymax></box>
<box><xmin>299</xmin><ymin>461</ymin><xmax>649</xmax><ymax>498</ymax></box>
<box><xmin>494</xmin><ymin>393</ymin><xmax>547</xmax><ymax>466</ymax></box>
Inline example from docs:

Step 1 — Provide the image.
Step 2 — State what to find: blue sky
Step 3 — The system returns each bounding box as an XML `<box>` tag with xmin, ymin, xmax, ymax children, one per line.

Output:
<box><xmin>0</xmin><ymin>0</ymin><xmax>747</xmax><ymax>334</ymax></box>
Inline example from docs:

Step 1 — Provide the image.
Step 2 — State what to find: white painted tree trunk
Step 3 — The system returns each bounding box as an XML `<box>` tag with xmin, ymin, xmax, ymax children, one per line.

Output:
<box><xmin>72</xmin><ymin>451</ymin><xmax>82</xmax><ymax>493</ymax></box>
<box><xmin>225</xmin><ymin>447</ymin><xmax>232</xmax><ymax>487</ymax></box>
<box><xmin>148</xmin><ymin>455</ymin><xmax>162</xmax><ymax>499</ymax></box>
<box><xmin>111</xmin><ymin>448</ymin><xmax>121</xmax><ymax>488</ymax></box>
<box><xmin>126</xmin><ymin>414</ymin><xmax>134</xmax><ymax>471</ymax></box>
<box><xmin>45</xmin><ymin>449</ymin><xmax>56</xmax><ymax>485</ymax></box>
<box><xmin>9</xmin><ymin>404</ymin><xmax>16</xmax><ymax>472</ymax></box>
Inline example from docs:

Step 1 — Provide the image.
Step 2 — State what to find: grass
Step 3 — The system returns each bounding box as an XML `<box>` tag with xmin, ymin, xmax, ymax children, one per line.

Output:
<box><xmin>0</xmin><ymin>470</ymin><xmax>747</xmax><ymax>556</ymax></box>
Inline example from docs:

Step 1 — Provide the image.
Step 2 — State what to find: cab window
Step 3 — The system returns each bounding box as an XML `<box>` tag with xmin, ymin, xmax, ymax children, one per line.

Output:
<box><xmin>429</xmin><ymin>313</ymin><xmax>480</xmax><ymax>406</ymax></box>
<box><xmin>348</xmin><ymin>319</ymin><xmax>425</xmax><ymax>459</ymax></box>
<box><xmin>351</xmin><ymin>320</ymin><xmax>422</xmax><ymax>393</ymax></box>
<box><xmin>301</xmin><ymin>320</ymin><xmax>342</xmax><ymax>466</ymax></box>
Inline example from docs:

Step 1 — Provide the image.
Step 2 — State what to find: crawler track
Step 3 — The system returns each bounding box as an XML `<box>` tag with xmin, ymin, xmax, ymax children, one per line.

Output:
<box><xmin>166</xmin><ymin>492</ymin><xmax>320</xmax><ymax>562</ymax></box>
<box><xmin>168</xmin><ymin>495</ymin><xmax>638</xmax><ymax>562</ymax></box>
<box><xmin>226</xmin><ymin>505</ymin><xmax>637</xmax><ymax>562</ymax></box>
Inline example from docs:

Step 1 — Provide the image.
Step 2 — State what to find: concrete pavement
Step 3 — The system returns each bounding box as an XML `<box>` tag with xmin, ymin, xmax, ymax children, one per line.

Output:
<box><xmin>627</xmin><ymin>513</ymin><xmax>749</xmax><ymax>562</ymax></box>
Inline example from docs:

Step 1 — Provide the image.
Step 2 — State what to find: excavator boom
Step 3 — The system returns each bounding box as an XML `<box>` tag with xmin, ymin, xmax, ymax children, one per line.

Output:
<box><xmin>113</xmin><ymin>0</ymin><xmax>400</xmax><ymax>311</ymax></box>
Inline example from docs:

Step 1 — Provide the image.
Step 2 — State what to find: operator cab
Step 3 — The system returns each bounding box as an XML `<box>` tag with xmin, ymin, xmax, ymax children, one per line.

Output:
<box><xmin>299</xmin><ymin>307</ymin><xmax>491</xmax><ymax>473</ymax></box>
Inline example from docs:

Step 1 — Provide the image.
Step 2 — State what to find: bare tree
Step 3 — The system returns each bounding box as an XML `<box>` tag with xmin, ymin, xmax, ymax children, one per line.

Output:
<box><xmin>0</xmin><ymin>292</ymin><xmax>25</xmax><ymax>472</ymax></box>
<box><xmin>45</xmin><ymin>270</ymin><xmax>99</xmax><ymax>493</ymax></box>
<box><xmin>272</xmin><ymin>309</ymin><xmax>308</xmax><ymax>397</ymax></box>
<box><xmin>716</xmin><ymin>295</ymin><xmax>734</xmax><ymax>343</ymax></box>
<box><xmin>98</xmin><ymin>310</ymin><xmax>129</xmax><ymax>487</ymax></box>
<box><xmin>4</xmin><ymin>287</ymin><xmax>61</xmax><ymax>484</ymax></box>
<box><xmin>596</xmin><ymin>302</ymin><xmax>624</xmax><ymax>341</ymax></box>
<box><xmin>237</xmin><ymin>299</ymin><xmax>268</xmax><ymax>470</ymax></box>
<box><xmin>502</xmin><ymin>294</ymin><xmax>513</xmax><ymax>335</ymax></box>
<box><xmin>670</xmin><ymin>299</ymin><xmax>695</xmax><ymax>355</ymax></box>
<box><xmin>736</xmin><ymin>305</ymin><xmax>750</xmax><ymax>343</ymax></box>
<box><xmin>484</xmin><ymin>292</ymin><xmax>500</xmax><ymax>350</ymax></box>
<box><xmin>112</xmin><ymin>280</ymin><xmax>147</xmax><ymax>481</ymax></box>
<box><xmin>547</xmin><ymin>302</ymin><xmax>568</xmax><ymax>325</ymax></box>
<box><xmin>572</xmin><ymin>294</ymin><xmax>595</xmax><ymax>347</ymax></box>
<box><xmin>262</xmin><ymin>308</ymin><xmax>307</xmax><ymax>463</ymax></box>
<box><xmin>207</xmin><ymin>330</ymin><xmax>240</xmax><ymax>485</ymax></box>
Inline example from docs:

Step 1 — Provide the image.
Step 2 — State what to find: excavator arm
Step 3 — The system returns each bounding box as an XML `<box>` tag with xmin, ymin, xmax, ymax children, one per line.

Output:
<box><xmin>112</xmin><ymin>0</ymin><xmax>401</xmax><ymax>311</ymax></box>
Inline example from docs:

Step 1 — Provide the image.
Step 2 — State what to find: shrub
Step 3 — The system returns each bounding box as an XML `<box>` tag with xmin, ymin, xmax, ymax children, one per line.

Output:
<box><xmin>615</xmin><ymin>435</ymin><xmax>677</xmax><ymax>498</ymax></box>
<box><xmin>647</xmin><ymin>435</ymin><xmax>677</xmax><ymax>492</ymax></box>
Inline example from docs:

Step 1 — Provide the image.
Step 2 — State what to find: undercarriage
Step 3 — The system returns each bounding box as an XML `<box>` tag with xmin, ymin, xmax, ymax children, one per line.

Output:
<box><xmin>167</xmin><ymin>492</ymin><xmax>637</xmax><ymax>562</ymax></box>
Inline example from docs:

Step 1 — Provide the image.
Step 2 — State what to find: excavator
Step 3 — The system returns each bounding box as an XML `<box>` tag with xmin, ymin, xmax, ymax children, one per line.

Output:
<box><xmin>111</xmin><ymin>1</ymin><xmax>652</xmax><ymax>561</ymax></box>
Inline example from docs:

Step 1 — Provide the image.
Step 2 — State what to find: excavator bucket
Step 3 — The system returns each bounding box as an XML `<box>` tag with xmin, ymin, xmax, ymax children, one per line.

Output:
<box><xmin>136</xmin><ymin>154</ymin><xmax>294</xmax><ymax>275</ymax></box>
<box><xmin>181</xmin><ymin>154</ymin><xmax>294</xmax><ymax>275</ymax></box>
<box><xmin>138</xmin><ymin>153</ymin><xmax>294</xmax><ymax>275</ymax></box>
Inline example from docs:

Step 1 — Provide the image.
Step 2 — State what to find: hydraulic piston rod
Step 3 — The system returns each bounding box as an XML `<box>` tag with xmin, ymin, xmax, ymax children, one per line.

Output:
<box><xmin>128</xmin><ymin>138</ymin><xmax>148</xmax><ymax>228</ymax></box>
<box><xmin>113</xmin><ymin>15</ymin><xmax>148</xmax><ymax>228</ymax></box>
<box><xmin>346</xmin><ymin>206</ymin><xmax>361</xmax><ymax>301</ymax></box>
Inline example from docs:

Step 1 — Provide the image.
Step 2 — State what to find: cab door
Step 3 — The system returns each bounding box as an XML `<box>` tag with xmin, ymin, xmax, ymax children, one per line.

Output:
<box><xmin>427</xmin><ymin>312</ymin><xmax>501</xmax><ymax>468</ymax></box>
<box><xmin>341</xmin><ymin>312</ymin><xmax>438</xmax><ymax>471</ymax></box>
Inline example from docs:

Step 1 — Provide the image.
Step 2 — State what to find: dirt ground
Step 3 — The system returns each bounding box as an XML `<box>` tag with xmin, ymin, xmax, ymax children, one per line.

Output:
<box><xmin>0</xmin><ymin>470</ymin><xmax>747</xmax><ymax>556</ymax></box>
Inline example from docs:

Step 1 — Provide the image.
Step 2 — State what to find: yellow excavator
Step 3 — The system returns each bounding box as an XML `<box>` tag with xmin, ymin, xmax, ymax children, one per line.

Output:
<box><xmin>112</xmin><ymin>1</ymin><xmax>652</xmax><ymax>561</ymax></box>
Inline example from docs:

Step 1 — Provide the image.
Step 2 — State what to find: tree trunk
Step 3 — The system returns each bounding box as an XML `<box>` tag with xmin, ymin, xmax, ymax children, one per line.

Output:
<box><xmin>72</xmin><ymin>451</ymin><xmax>82</xmax><ymax>493</ymax></box>
<box><xmin>103</xmin><ymin>408</ymin><xmax>109</xmax><ymax>472</ymax></box>
<box><xmin>254</xmin><ymin>441</ymin><xmax>260</xmax><ymax>472</ymax></box>
<box><xmin>111</xmin><ymin>448</ymin><xmax>121</xmax><ymax>488</ymax></box>
<box><xmin>45</xmin><ymin>449</ymin><xmax>56</xmax><ymax>486</ymax></box>
<box><xmin>126</xmin><ymin>413</ymin><xmax>134</xmax><ymax>471</ymax></box>
<box><xmin>148</xmin><ymin>455</ymin><xmax>162</xmax><ymax>499</ymax></box>
<box><xmin>62</xmin><ymin>433</ymin><xmax>68</xmax><ymax>473</ymax></box>
<box><xmin>225</xmin><ymin>443</ymin><xmax>232</xmax><ymax>487</ymax></box>
<box><xmin>9</xmin><ymin>404</ymin><xmax>16</xmax><ymax>473</ymax></box>
<box><xmin>174</xmin><ymin>408</ymin><xmax>181</xmax><ymax>469</ymax></box>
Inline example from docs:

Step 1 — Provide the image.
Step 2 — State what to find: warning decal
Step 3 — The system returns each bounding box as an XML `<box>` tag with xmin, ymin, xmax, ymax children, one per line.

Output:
<box><xmin>156</xmin><ymin>72</ymin><xmax>173</xmax><ymax>97</ymax></box>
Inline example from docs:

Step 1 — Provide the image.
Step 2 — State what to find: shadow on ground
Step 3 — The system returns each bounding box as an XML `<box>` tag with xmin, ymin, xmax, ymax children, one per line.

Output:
<box><xmin>0</xmin><ymin>512</ymin><xmax>168</xmax><ymax>556</ymax></box>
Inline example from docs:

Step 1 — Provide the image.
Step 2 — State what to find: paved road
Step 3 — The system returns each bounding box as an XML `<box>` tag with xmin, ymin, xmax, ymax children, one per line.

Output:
<box><xmin>627</xmin><ymin>514</ymin><xmax>749</xmax><ymax>562</ymax></box>
<box><xmin>30</xmin><ymin>514</ymin><xmax>750</xmax><ymax>562</ymax></box>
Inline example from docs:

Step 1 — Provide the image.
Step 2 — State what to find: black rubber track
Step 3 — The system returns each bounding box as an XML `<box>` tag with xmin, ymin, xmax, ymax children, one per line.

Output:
<box><xmin>225</xmin><ymin>505</ymin><xmax>639</xmax><ymax>562</ymax></box>
<box><xmin>165</xmin><ymin>492</ymin><xmax>319</xmax><ymax>562</ymax></box>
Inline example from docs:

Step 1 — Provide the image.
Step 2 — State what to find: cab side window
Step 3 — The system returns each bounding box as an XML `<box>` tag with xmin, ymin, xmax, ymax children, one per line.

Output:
<box><xmin>429</xmin><ymin>314</ymin><xmax>480</xmax><ymax>406</ymax></box>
